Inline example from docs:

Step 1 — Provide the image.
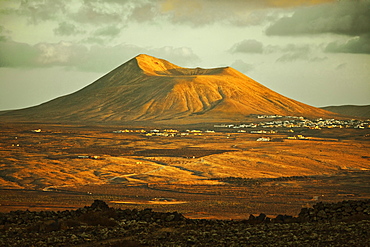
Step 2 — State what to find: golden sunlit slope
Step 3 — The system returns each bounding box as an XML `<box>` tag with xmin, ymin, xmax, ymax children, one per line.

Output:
<box><xmin>3</xmin><ymin>54</ymin><xmax>337</xmax><ymax>123</ymax></box>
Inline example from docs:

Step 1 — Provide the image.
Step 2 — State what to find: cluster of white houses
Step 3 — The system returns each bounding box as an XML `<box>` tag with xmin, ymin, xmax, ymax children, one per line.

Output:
<box><xmin>111</xmin><ymin>115</ymin><xmax>368</xmax><ymax>142</ymax></box>
<box><xmin>214</xmin><ymin>116</ymin><xmax>370</xmax><ymax>130</ymax></box>
<box><xmin>112</xmin><ymin>129</ymin><xmax>214</xmax><ymax>137</ymax></box>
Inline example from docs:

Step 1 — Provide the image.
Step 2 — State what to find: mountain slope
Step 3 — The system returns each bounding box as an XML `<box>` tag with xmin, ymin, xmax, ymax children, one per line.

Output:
<box><xmin>3</xmin><ymin>54</ymin><xmax>338</xmax><ymax>123</ymax></box>
<box><xmin>321</xmin><ymin>105</ymin><xmax>370</xmax><ymax>118</ymax></box>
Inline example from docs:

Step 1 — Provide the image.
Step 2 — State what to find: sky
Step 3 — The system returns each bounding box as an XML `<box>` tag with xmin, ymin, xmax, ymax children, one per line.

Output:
<box><xmin>0</xmin><ymin>0</ymin><xmax>369</xmax><ymax>111</ymax></box>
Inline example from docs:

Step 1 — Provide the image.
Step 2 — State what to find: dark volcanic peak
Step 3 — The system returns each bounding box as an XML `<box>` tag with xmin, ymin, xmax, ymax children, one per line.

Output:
<box><xmin>2</xmin><ymin>54</ymin><xmax>338</xmax><ymax>124</ymax></box>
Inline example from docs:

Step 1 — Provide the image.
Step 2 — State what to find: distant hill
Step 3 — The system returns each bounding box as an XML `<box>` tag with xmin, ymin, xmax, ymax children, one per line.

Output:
<box><xmin>321</xmin><ymin>105</ymin><xmax>370</xmax><ymax>118</ymax></box>
<box><xmin>2</xmin><ymin>54</ymin><xmax>338</xmax><ymax>124</ymax></box>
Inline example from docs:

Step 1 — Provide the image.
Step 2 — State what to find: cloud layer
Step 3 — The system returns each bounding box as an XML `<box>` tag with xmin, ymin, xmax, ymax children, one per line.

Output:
<box><xmin>266</xmin><ymin>0</ymin><xmax>370</xmax><ymax>54</ymax></box>
<box><xmin>266</xmin><ymin>0</ymin><xmax>370</xmax><ymax>36</ymax></box>
<box><xmin>1</xmin><ymin>0</ymin><xmax>363</xmax><ymax>72</ymax></box>
<box><xmin>325</xmin><ymin>35</ymin><xmax>370</xmax><ymax>54</ymax></box>
<box><xmin>228</xmin><ymin>39</ymin><xmax>327</xmax><ymax>62</ymax></box>
<box><xmin>11</xmin><ymin>0</ymin><xmax>339</xmax><ymax>30</ymax></box>
<box><xmin>0</xmin><ymin>38</ymin><xmax>199</xmax><ymax>71</ymax></box>
<box><xmin>230</xmin><ymin>39</ymin><xmax>264</xmax><ymax>54</ymax></box>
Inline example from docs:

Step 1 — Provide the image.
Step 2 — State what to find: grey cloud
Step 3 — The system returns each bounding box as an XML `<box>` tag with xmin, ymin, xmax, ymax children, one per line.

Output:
<box><xmin>0</xmin><ymin>39</ymin><xmax>89</xmax><ymax>69</ymax></box>
<box><xmin>228</xmin><ymin>40</ymin><xmax>327</xmax><ymax>62</ymax></box>
<box><xmin>308</xmin><ymin>56</ymin><xmax>328</xmax><ymax>62</ymax></box>
<box><xmin>0</xmin><ymin>40</ymin><xmax>39</xmax><ymax>67</ymax></box>
<box><xmin>156</xmin><ymin>0</ymin><xmax>338</xmax><ymax>26</ymax></box>
<box><xmin>130</xmin><ymin>3</ymin><xmax>157</xmax><ymax>23</ymax></box>
<box><xmin>157</xmin><ymin>0</ymin><xmax>284</xmax><ymax>26</ymax></box>
<box><xmin>265</xmin><ymin>0</ymin><xmax>370</xmax><ymax>55</ymax></box>
<box><xmin>265</xmin><ymin>44</ymin><xmax>327</xmax><ymax>62</ymax></box>
<box><xmin>281</xmin><ymin>44</ymin><xmax>310</xmax><ymax>52</ymax></box>
<box><xmin>16</xmin><ymin>0</ymin><xmax>129</xmax><ymax>26</ymax></box>
<box><xmin>53</xmin><ymin>0</ymin><xmax>292</xmax><ymax>28</ymax></box>
<box><xmin>75</xmin><ymin>44</ymin><xmax>143</xmax><ymax>71</ymax></box>
<box><xmin>0</xmin><ymin>34</ymin><xmax>6</xmax><ymax>42</ymax></box>
<box><xmin>6</xmin><ymin>0</ymin><xmax>341</xmax><ymax>30</ymax></box>
<box><xmin>148</xmin><ymin>46</ymin><xmax>200</xmax><ymax>66</ymax></box>
<box><xmin>71</xmin><ymin>1</ymin><xmax>125</xmax><ymax>25</ymax></box>
<box><xmin>82</xmin><ymin>36</ymin><xmax>106</xmax><ymax>45</ymax></box>
<box><xmin>34</xmin><ymin>42</ymin><xmax>88</xmax><ymax>67</ymax></box>
<box><xmin>266</xmin><ymin>1</ymin><xmax>370</xmax><ymax>36</ymax></box>
<box><xmin>18</xmin><ymin>0</ymin><xmax>68</xmax><ymax>24</ymax></box>
<box><xmin>54</xmin><ymin>44</ymin><xmax>200</xmax><ymax>71</ymax></box>
<box><xmin>231</xmin><ymin>59</ymin><xmax>254</xmax><ymax>73</ymax></box>
<box><xmin>0</xmin><ymin>3</ymin><xmax>18</xmax><ymax>15</ymax></box>
<box><xmin>56</xmin><ymin>24</ymin><xmax>122</xmax><ymax>44</ymax></box>
<box><xmin>273</xmin><ymin>44</ymin><xmax>312</xmax><ymax>62</ymax></box>
<box><xmin>276</xmin><ymin>50</ymin><xmax>310</xmax><ymax>63</ymax></box>
<box><xmin>93</xmin><ymin>25</ymin><xmax>121</xmax><ymax>37</ymax></box>
<box><xmin>266</xmin><ymin>1</ymin><xmax>370</xmax><ymax>55</ymax></box>
<box><xmin>335</xmin><ymin>63</ymin><xmax>347</xmax><ymax>70</ymax></box>
<box><xmin>230</xmin><ymin>9</ymin><xmax>279</xmax><ymax>27</ymax></box>
<box><xmin>0</xmin><ymin>26</ymin><xmax>10</xmax><ymax>41</ymax></box>
<box><xmin>79</xmin><ymin>45</ymin><xmax>200</xmax><ymax>71</ymax></box>
<box><xmin>0</xmin><ymin>37</ymin><xmax>199</xmax><ymax>72</ymax></box>
<box><xmin>229</xmin><ymin>39</ymin><xmax>263</xmax><ymax>54</ymax></box>
<box><xmin>325</xmin><ymin>35</ymin><xmax>370</xmax><ymax>54</ymax></box>
<box><xmin>158</xmin><ymin>1</ymin><xmax>229</xmax><ymax>26</ymax></box>
<box><xmin>54</xmin><ymin>22</ymin><xmax>84</xmax><ymax>36</ymax></box>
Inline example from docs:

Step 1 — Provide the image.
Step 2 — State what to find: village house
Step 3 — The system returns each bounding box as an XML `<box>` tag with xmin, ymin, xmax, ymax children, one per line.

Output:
<box><xmin>256</xmin><ymin>137</ymin><xmax>271</xmax><ymax>142</ymax></box>
<box><xmin>287</xmin><ymin>135</ymin><xmax>307</xmax><ymax>140</ymax></box>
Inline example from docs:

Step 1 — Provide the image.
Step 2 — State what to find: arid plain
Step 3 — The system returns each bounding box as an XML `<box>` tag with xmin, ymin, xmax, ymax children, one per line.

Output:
<box><xmin>1</xmin><ymin>122</ymin><xmax>369</xmax><ymax>219</ymax></box>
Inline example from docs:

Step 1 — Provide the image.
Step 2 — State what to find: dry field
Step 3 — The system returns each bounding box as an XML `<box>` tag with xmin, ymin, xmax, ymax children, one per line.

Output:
<box><xmin>0</xmin><ymin>122</ymin><xmax>369</xmax><ymax>219</ymax></box>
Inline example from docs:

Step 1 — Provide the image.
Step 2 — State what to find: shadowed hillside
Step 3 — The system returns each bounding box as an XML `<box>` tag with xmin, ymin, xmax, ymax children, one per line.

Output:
<box><xmin>321</xmin><ymin>105</ymin><xmax>370</xmax><ymax>118</ymax></box>
<box><xmin>2</xmin><ymin>54</ymin><xmax>338</xmax><ymax>124</ymax></box>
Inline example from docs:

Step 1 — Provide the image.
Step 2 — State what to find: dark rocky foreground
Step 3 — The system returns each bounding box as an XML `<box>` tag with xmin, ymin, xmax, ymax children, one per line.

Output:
<box><xmin>1</xmin><ymin>200</ymin><xmax>370</xmax><ymax>247</ymax></box>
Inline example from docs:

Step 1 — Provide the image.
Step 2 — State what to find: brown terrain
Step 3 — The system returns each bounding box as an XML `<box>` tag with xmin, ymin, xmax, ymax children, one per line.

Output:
<box><xmin>0</xmin><ymin>122</ymin><xmax>369</xmax><ymax>220</ymax></box>
<box><xmin>0</xmin><ymin>123</ymin><xmax>370</xmax><ymax>246</ymax></box>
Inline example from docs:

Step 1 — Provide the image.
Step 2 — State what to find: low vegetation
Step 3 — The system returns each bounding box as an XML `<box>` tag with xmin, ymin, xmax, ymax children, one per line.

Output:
<box><xmin>1</xmin><ymin>199</ymin><xmax>370</xmax><ymax>246</ymax></box>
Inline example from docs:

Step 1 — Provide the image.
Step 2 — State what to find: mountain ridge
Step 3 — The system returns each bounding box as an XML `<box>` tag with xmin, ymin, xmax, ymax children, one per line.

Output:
<box><xmin>1</xmin><ymin>54</ymin><xmax>339</xmax><ymax>124</ymax></box>
<box><xmin>321</xmin><ymin>105</ymin><xmax>370</xmax><ymax>118</ymax></box>
<box><xmin>135</xmin><ymin>54</ymin><xmax>231</xmax><ymax>77</ymax></box>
